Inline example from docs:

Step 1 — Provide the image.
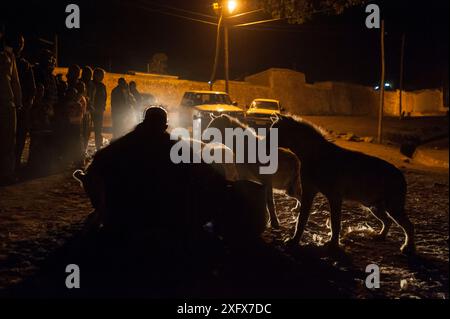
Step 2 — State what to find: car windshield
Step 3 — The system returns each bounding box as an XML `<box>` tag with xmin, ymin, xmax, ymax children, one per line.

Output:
<box><xmin>252</xmin><ymin>101</ymin><xmax>279</xmax><ymax>110</ymax></box>
<box><xmin>182</xmin><ymin>93</ymin><xmax>232</xmax><ymax>106</ymax></box>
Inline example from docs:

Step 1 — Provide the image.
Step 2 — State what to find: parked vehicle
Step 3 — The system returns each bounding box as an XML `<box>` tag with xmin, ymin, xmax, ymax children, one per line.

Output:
<box><xmin>178</xmin><ymin>90</ymin><xmax>245</xmax><ymax>131</ymax></box>
<box><xmin>246</xmin><ymin>99</ymin><xmax>283</xmax><ymax>126</ymax></box>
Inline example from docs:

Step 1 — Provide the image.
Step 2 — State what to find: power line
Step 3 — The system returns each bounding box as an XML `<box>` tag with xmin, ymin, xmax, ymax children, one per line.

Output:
<box><xmin>228</xmin><ymin>9</ymin><xmax>265</xmax><ymax>19</ymax></box>
<box><xmin>127</xmin><ymin>2</ymin><xmax>356</xmax><ymax>34</ymax></box>
<box><xmin>132</xmin><ymin>4</ymin><xmax>218</xmax><ymax>26</ymax></box>
<box><xmin>37</xmin><ymin>37</ymin><xmax>54</xmax><ymax>45</ymax></box>
<box><xmin>233</xmin><ymin>18</ymin><xmax>283</xmax><ymax>28</ymax></box>
<box><xmin>235</xmin><ymin>24</ymin><xmax>377</xmax><ymax>35</ymax></box>
<box><xmin>134</xmin><ymin>0</ymin><xmax>216</xmax><ymax>20</ymax></box>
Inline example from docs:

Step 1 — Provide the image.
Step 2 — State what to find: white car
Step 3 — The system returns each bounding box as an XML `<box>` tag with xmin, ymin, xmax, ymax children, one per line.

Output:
<box><xmin>246</xmin><ymin>99</ymin><xmax>283</xmax><ymax>126</ymax></box>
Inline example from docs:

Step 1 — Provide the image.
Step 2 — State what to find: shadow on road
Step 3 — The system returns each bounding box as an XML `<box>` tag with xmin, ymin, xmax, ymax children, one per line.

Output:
<box><xmin>1</xmin><ymin>221</ymin><xmax>360</xmax><ymax>299</ymax></box>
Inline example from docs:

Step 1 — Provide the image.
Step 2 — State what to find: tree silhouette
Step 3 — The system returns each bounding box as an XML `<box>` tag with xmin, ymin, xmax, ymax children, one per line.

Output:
<box><xmin>257</xmin><ymin>0</ymin><xmax>366</xmax><ymax>24</ymax></box>
<box><xmin>149</xmin><ymin>53</ymin><xmax>168</xmax><ymax>74</ymax></box>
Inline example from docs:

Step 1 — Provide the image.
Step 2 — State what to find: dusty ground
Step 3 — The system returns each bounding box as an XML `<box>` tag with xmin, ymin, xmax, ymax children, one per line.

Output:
<box><xmin>269</xmin><ymin>168</ymin><xmax>448</xmax><ymax>299</ymax></box>
<box><xmin>0</xmin><ymin>137</ymin><xmax>448</xmax><ymax>299</ymax></box>
<box><xmin>0</xmin><ymin>173</ymin><xmax>92</xmax><ymax>290</ymax></box>
<box><xmin>302</xmin><ymin>115</ymin><xmax>449</xmax><ymax>144</ymax></box>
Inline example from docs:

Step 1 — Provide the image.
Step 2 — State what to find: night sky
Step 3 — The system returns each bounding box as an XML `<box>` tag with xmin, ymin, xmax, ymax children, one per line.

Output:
<box><xmin>1</xmin><ymin>0</ymin><xmax>448</xmax><ymax>90</ymax></box>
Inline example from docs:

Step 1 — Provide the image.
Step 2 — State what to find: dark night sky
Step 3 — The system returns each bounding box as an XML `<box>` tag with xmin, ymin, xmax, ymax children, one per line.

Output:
<box><xmin>1</xmin><ymin>0</ymin><xmax>448</xmax><ymax>90</ymax></box>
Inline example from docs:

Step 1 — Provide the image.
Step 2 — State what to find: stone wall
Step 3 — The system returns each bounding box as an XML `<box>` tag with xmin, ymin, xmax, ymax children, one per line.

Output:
<box><xmin>54</xmin><ymin>67</ymin><xmax>447</xmax><ymax>127</ymax></box>
<box><xmin>245</xmin><ymin>68</ymin><xmax>447</xmax><ymax>117</ymax></box>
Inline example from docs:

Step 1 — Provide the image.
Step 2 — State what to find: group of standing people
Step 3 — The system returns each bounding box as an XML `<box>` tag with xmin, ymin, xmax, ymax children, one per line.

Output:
<box><xmin>0</xmin><ymin>31</ymin><xmax>108</xmax><ymax>185</ymax></box>
<box><xmin>62</xmin><ymin>64</ymin><xmax>107</xmax><ymax>159</ymax></box>
<box><xmin>111</xmin><ymin>78</ymin><xmax>144</xmax><ymax>139</ymax></box>
<box><xmin>0</xmin><ymin>30</ymin><xmax>149</xmax><ymax>186</ymax></box>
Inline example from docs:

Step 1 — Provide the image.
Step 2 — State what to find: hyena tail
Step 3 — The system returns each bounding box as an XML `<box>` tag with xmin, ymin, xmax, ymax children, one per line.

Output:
<box><xmin>73</xmin><ymin>169</ymin><xmax>86</xmax><ymax>186</ymax></box>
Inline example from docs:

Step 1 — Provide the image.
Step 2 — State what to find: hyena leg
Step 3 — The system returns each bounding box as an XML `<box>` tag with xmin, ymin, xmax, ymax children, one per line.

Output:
<box><xmin>369</xmin><ymin>204</ymin><xmax>393</xmax><ymax>239</ymax></box>
<box><xmin>386</xmin><ymin>200</ymin><xmax>415</xmax><ymax>254</ymax></box>
<box><xmin>390</xmin><ymin>213</ymin><xmax>415</xmax><ymax>254</ymax></box>
<box><xmin>287</xmin><ymin>177</ymin><xmax>302</xmax><ymax>213</ymax></box>
<box><xmin>266</xmin><ymin>185</ymin><xmax>280</xmax><ymax>228</ymax></box>
<box><xmin>289</xmin><ymin>188</ymin><xmax>316</xmax><ymax>245</ymax></box>
<box><xmin>328</xmin><ymin>197</ymin><xmax>343</xmax><ymax>247</ymax></box>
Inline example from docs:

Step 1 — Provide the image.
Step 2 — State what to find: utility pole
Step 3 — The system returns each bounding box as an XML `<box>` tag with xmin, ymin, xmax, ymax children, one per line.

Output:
<box><xmin>209</xmin><ymin>12</ymin><xmax>223</xmax><ymax>90</ymax></box>
<box><xmin>224</xmin><ymin>20</ymin><xmax>230</xmax><ymax>93</ymax></box>
<box><xmin>377</xmin><ymin>20</ymin><xmax>385</xmax><ymax>144</ymax></box>
<box><xmin>54</xmin><ymin>34</ymin><xmax>59</xmax><ymax>67</ymax></box>
<box><xmin>209</xmin><ymin>2</ymin><xmax>275</xmax><ymax>93</ymax></box>
<box><xmin>211</xmin><ymin>1</ymin><xmax>237</xmax><ymax>93</ymax></box>
<box><xmin>399</xmin><ymin>33</ymin><xmax>405</xmax><ymax>119</ymax></box>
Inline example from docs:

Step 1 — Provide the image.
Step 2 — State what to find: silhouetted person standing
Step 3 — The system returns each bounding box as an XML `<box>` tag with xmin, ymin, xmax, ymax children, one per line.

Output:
<box><xmin>0</xmin><ymin>32</ymin><xmax>22</xmax><ymax>185</ymax></box>
<box><xmin>55</xmin><ymin>74</ymin><xmax>67</xmax><ymax>100</ymax></box>
<box><xmin>4</xmin><ymin>34</ymin><xmax>36</xmax><ymax>171</ymax></box>
<box><xmin>81</xmin><ymin>66</ymin><xmax>94</xmax><ymax>97</ymax></box>
<box><xmin>34</xmin><ymin>50</ymin><xmax>58</xmax><ymax>166</ymax></box>
<box><xmin>129</xmin><ymin>81</ymin><xmax>143</xmax><ymax>122</ymax></box>
<box><xmin>66</xmin><ymin>64</ymin><xmax>81</xmax><ymax>90</ymax></box>
<box><xmin>81</xmin><ymin>66</ymin><xmax>94</xmax><ymax>153</ymax></box>
<box><xmin>111</xmin><ymin>78</ymin><xmax>134</xmax><ymax>139</ymax></box>
<box><xmin>34</xmin><ymin>50</ymin><xmax>58</xmax><ymax>117</ymax></box>
<box><xmin>28</xmin><ymin>83</ymin><xmax>53</xmax><ymax>175</ymax></box>
<box><xmin>71</xmin><ymin>82</ymin><xmax>88</xmax><ymax>165</ymax></box>
<box><xmin>91</xmin><ymin>68</ymin><xmax>107</xmax><ymax>150</ymax></box>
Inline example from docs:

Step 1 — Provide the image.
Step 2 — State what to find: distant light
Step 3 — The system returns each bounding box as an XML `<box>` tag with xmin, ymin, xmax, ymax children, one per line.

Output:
<box><xmin>374</xmin><ymin>82</ymin><xmax>392</xmax><ymax>91</ymax></box>
<box><xmin>227</xmin><ymin>0</ymin><xmax>237</xmax><ymax>14</ymax></box>
<box><xmin>213</xmin><ymin>2</ymin><xmax>220</xmax><ymax>11</ymax></box>
<box><xmin>208</xmin><ymin>81</ymin><xmax>212</xmax><ymax>85</ymax></box>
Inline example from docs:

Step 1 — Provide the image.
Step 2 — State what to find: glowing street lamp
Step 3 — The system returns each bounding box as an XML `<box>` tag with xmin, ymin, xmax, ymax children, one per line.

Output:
<box><xmin>227</xmin><ymin>0</ymin><xmax>237</xmax><ymax>14</ymax></box>
<box><xmin>213</xmin><ymin>1</ymin><xmax>238</xmax><ymax>15</ymax></box>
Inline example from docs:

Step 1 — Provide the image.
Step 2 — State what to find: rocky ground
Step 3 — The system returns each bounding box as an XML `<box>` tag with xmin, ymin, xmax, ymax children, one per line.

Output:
<box><xmin>0</xmin><ymin>137</ymin><xmax>448</xmax><ymax>299</ymax></box>
<box><xmin>269</xmin><ymin>168</ymin><xmax>448</xmax><ymax>299</ymax></box>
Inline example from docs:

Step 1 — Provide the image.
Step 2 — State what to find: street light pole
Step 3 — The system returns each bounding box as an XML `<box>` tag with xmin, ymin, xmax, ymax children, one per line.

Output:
<box><xmin>209</xmin><ymin>11</ymin><xmax>223</xmax><ymax>91</ymax></box>
<box><xmin>224</xmin><ymin>20</ymin><xmax>230</xmax><ymax>93</ymax></box>
<box><xmin>54</xmin><ymin>34</ymin><xmax>59</xmax><ymax>67</ymax></box>
<box><xmin>399</xmin><ymin>33</ymin><xmax>406</xmax><ymax>119</ymax></box>
<box><xmin>211</xmin><ymin>1</ymin><xmax>236</xmax><ymax>93</ymax></box>
<box><xmin>377</xmin><ymin>20</ymin><xmax>385</xmax><ymax>144</ymax></box>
